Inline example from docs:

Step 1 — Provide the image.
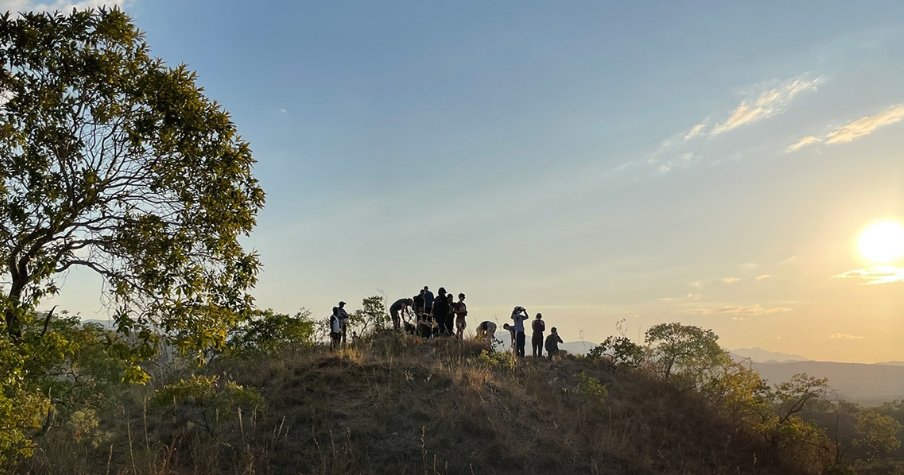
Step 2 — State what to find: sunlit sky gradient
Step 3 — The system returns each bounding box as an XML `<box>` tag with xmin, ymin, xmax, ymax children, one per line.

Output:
<box><xmin>9</xmin><ymin>0</ymin><xmax>903</xmax><ymax>363</ymax></box>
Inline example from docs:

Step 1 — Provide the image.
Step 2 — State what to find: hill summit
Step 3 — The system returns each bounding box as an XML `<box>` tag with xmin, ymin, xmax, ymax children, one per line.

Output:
<box><xmin>21</xmin><ymin>332</ymin><xmax>817</xmax><ymax>474</ymax></box>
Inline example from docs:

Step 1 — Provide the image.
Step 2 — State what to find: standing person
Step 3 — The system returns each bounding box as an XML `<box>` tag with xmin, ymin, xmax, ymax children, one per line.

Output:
<box><xmin>531</xmin><ymin>313</ymin><xmax>546</xmax><ymax>358</ymax></box>
<box><xmin>337</xmin><ymin>301</ymin><xmax>350</xmax><ymax>345</ymax></box>
<box><xmin>545</xmin><ymin>327</ymin><xmax>564</xmax><ymax>359</ymax></box>
<box><xmin>421</xmin><ymin>286</ymin><xmax>435</xmax><ymax>315</ymax></box>
<box><xmin>432</xmin><ymin>287</ymin><xmax>451</xmax><ymax>336</ymax></box>
<box><xmin>329</xmin><ymin>307</ymin><xmax>342</xmax><ymax>350</ymax></box>
<box><xmin>452</xmin><ymin>293</ymin><xmax>468</xmax><ymax>339</ymax></box>
<box><xmin>412</xmin><ymin>292</ymin><xmax>425</xmax><ymax>317</ymax></box>
<box><xmin>389</xmin><ymin>298</ymin><xmax>413</xmax><ymax>331</ymax></box>
<box><xmin>476</xmin><ymin>320</ymin><xmax>497</xmax><ymax>345</ymax></box>
<box><xmin>510</xmin><ymin>306</ymin><xmax>529</xmax><ymax>357</ymax></box>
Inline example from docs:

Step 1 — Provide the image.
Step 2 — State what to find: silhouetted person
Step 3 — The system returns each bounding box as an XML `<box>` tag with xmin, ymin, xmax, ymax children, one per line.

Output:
<box><xmin>390</xmin><ymin>297</ymin><xmax>413</xmax><ymax>331</ymax></box>
<box><xmin>502</xmin><ymin>323</ymin><xmax>517</xmax><ymax>355</ymax></box>
<box><xmin>433</xmin><ymin>287</ymin><xmax>452</xmax><ymax>336</ymax></box>
<box><xmin>412</xmin><ymin>293</ymin><xmax>425</xmax><ymax>316</ymax></box>
<box><xmin>476</xmin><ymin>320</ymin><xmax>497</xmax><ymax>345</ymax></box>
<box><xmin>545</xmin><ymin>327</ymin><xmax>564</xmax><ymax>359</ymax></box>
<box><xmin>337</xmin><ymin>301</ymin><xmax>350</xmax><ymax>344</ymax></box>
<box><xmin>329</xmin><ymin>306</ymin><xmax>342</xmax><ymax>350</ymax></box>
<box><xmin>452</xmin><ymin>293</ymin><xmax>468</xmax><ymax>339</ymax></box>
<box><xmin>421</xmin><ymin>286</ymin><xmax>434</xmax><ymax>314</ymax></box>
<box><xmin>510</xmin><ymin>306</ymin><xmax>529</xmax><ymax>357</ymax></box>
<box><xmin>417</xmin><ymin>312</ymin><xmax>434</xmax><ymax>338</ymax></box>
<box><xmin>531</xmin><ymin>313</ymin><xmax>545</xmax><ymax>358</ymax></box>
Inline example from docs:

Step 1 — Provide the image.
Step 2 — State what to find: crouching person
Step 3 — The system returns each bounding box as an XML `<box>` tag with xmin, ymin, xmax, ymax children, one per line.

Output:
<box><xmin>544</xmin><ymin>327</ymin><xmax>564</xmax><ymax>360</ymax></box>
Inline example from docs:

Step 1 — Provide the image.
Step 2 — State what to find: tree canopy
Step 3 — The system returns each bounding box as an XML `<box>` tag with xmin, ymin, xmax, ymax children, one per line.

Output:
<box><xmin>0</xmin><ymin>8</ymin><xmax>264</xmax><ymax>351</ymax></box>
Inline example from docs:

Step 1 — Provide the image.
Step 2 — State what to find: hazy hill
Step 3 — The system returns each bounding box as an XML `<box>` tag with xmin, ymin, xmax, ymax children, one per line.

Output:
<box><xmin>730</xmin><ymin>347</ymin><xmax>809</xmax><ymax>363</ymax></box>
<box><xmin>751</xmin><ymin>360</ymin><xmax>904</xmax><ymax>405</ymax></box>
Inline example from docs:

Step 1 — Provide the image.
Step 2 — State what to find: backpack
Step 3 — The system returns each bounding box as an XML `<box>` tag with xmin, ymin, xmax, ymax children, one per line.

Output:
<box><xmin>532</xmin><ymin>319</ymin><xmax>545</xmax><ymax>333</ymax></box>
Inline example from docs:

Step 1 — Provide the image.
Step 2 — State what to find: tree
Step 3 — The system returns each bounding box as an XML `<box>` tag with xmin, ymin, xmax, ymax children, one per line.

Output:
<box><xmin>853</xmin><ymin>410</ymin><xmax>902</xmax><ymax>461</ymax></box>
<box><xmin>349</xmin><ymin>296</ymin><xmax>388</xmax><ymax>336</ymax></box>
<box><xmin>587</xmin><ymin>335</ymin><xmax>645</xmax><ymax>367</ymax></box>
<box><xmin>644</xmin><ymin>322</ymin><xmax>727</xmax><ymax>382</ymax></box>
<box><xmin>0</xmin><ymin>9</ymin><xmax>264</xmax><ymax>352</ymax></box>
<box><xmin>225</xmin><ymin>308</ymin><xmax>316</xmax><ymax>357</ymax></box>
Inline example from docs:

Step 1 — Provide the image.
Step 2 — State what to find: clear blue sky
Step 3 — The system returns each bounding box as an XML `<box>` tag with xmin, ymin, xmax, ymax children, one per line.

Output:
<box><xmin>11</xmin><ymin>0</ymin><xmax>904</xmax><ymax>362</ymax></box>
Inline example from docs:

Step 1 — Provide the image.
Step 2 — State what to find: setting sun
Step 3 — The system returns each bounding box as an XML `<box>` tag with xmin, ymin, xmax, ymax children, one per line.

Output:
<box><xmin>858</xmin><ymin>219</ymin><xmax>904</xmax><ymax>264</ymax></box>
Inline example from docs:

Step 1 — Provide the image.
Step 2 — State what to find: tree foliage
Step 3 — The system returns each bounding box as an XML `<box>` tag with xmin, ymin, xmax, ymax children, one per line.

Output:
<box><xmin>854</xmin><ymin>410</ymin><xmax>902</xmax><ymax>461</ymax></box>
<box><xmin>587</xmin><ymin>335</ymin><xmax>645</xmax><ymax>367</ymax></box>
<box><xmin>225</xmin><ymin>308</ymin><xmax>315</xmax><ymax>357</ymax></box>
<box><xmin>0</xmin><ymin>8</ymin><xmax>264</xmax><ymax>353</ymax></box>
<box><xmin>644</xmin><ymin>322</ymin><xmax>727</xmax><ymax>382</ymax></box>
<box><xmin>349</xmin><ymin>296</ymin><xmax>387</xmax><ymax>335</ymax></box>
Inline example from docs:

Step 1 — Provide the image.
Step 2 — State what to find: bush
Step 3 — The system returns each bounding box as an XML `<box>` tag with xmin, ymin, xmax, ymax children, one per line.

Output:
<box><xmin>588</xmin><ymin>336</ymin><xmax>645</xmax><ymax>367</ymax></box>
<box><xmin>226</xmin><ymin>308</ymin><xmax>315</xmax><ymax>357</ymax></box>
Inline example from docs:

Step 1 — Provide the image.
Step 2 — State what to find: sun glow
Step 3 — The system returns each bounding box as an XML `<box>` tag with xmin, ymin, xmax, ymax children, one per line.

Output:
<box><xmin>858</xmin><ymin>219</ymin><xmax>904</xmax><ymax>264</ymax></box>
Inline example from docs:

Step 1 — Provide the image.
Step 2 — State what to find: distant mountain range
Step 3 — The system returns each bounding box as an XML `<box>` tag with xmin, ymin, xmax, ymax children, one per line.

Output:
<box><xmin>729</xmin><ymin>347</ymin><xmax>809</xmax><ymax>363</ymax></box>
<box><xmin>750</xmin><ymin>360</ymin><xmax>904</xmax><ymax>406</ymax></box>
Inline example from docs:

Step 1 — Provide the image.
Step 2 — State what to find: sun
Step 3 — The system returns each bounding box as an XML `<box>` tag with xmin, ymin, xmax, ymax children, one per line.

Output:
<box><xmin>858</xmin><ymin>219</ymin><xmax>904</xmax><ymax>264</ymax></box>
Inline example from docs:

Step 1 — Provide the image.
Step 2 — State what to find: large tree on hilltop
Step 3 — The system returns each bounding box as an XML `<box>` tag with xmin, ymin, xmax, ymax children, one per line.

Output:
<box><xmin>0</xmin><ymin>8</ymin><xmax>264</xmax><ymax>351</ymax></box>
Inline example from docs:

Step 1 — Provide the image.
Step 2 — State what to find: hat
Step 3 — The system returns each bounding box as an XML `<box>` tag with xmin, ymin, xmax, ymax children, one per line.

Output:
<box><xmin>339</xmin><ymin>301</ymin><xmax>346</xmax><ymax>306</ymax></box>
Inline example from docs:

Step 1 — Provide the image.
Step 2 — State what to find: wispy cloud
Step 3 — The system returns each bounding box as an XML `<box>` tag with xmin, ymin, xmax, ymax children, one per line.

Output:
<box><xmin>717</xmin><ymin>305</ymin><xmax>791</xmax><ymax>316</ymax></box>
<box><xmin>785</xmin><ymin>135</ymin><xmax>820</xmax><ymax>153</ymax></box>
<box><xmin>787</xmin><ymin>104</ymin><xmax>904</xmax><ymax>152</ymax></box>
<box><xmin>708</xmin><ymin>76</ymin><xmax>824</xmax><ymax>136</ymax></box>
<box><xmin>649</xmin><ymin>152</ymin><xmax>699</xmax><ymax>174</ymax></box>
<box><xmin>834</xmin><ymin>267</ymin><xmax>904</xmax><ymax>285</ymax></box>
<box><xmin>755</xmin><ymin>274</ymin><xmax>772</xmax><ymax>280</ymax></box>
<box><xmin>651</xmin><ymin>75</ymin><xmax>822</xmax><ymax>174</ymax></box>
<box><xmin>682</xmin><ymin>122</ymin><xmax>708</xmax><ymax>141</ymax></box>
<box><xmin>828</xmin><ymin>333</ymin><xmax>864</xmax><ymax>340</ymax></box>
<box><xmin>721</xmin><ymin>277</ymin><xmax>741</xmax><ymax>284</ymax></box>
<box><xmin>0</xmin><ymin>0</ymin><xmax>127</xmax><ymax>13</ymax></box>
<box><xmin>658</xmin><ymin>293</ymin><xmax>703</xmax><ymax>303</ymax></box>
<box><xmin>689</xmin><ymin>304</ymin><xmax>792</xmax><ymax>316</ymax></box>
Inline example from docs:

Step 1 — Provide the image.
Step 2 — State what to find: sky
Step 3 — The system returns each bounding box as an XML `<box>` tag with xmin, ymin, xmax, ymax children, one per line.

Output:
<box><xmin>7</xmin><ymin>0</ymin><xmax>904</xmax><ymax>363</ymax></box>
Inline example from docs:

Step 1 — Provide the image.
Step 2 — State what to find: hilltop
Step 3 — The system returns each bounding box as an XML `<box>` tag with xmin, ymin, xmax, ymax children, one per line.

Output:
<box><xmin>21</xmin><ymin>332</ymin><xmax>807</xmax><ymax>474</ymax></box>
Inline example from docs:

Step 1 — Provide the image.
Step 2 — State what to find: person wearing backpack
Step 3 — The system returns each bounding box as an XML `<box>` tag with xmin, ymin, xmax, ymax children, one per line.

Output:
<box><xmin>329</xmin><ymin>307</ymin><xmax>342</xmax><ymax>350</ymax></box>
<box><xmin>337</xmin><ymin>301</ymin><xmax>350</xmax><ymax>344</ymax></box>
<box><xmin>531</xmin><ymin>313</ymin><xmax>546</xmax><ymax>358</ymax></box>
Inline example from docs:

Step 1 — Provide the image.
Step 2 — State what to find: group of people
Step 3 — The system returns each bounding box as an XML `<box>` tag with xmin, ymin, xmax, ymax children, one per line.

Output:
<box><xmin>390</xmin><ymin>286</ymin><xmax>468</xmax><ymax>339</ymax></box>
<box><xmin>331</xmin><ymin>289</ymin><xmax>566</xmax><ymax>359</ymax></box>
<box><xmin>475</xmin><ymin>306</ymin><xmax>563</xmax><ymax>359</ymax></box>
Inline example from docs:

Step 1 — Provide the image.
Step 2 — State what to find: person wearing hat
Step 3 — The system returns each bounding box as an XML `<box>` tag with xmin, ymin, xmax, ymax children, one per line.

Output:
<box><xmin>337</xmin><ymin>301</ymin><xmax>350</xmax><ymax>344</ymax></box>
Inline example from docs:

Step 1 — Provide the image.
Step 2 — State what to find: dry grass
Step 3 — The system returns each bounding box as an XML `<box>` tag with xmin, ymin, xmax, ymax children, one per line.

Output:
<box><xmin>18</xmin><ymin>331</ymin><xmax>803</xmax><ymax>474</ymax></box>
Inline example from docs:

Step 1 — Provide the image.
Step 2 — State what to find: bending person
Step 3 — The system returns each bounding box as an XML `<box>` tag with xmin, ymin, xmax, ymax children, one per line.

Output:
<box><xmin>475</xmin><ymin>320</ymin><xmax>497</xmax><ymax>345</ymax></box>
<box><xmin>390</xmin><ymin>298</ymin><xmax>414</xmax><ymax>331</ymax></box>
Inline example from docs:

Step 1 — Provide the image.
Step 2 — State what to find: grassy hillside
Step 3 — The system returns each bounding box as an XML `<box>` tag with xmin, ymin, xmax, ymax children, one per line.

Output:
<box><xmin>19</xmin><ymin>333</ymin><xmax>806</xmax><ymax>474</ymax></box>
